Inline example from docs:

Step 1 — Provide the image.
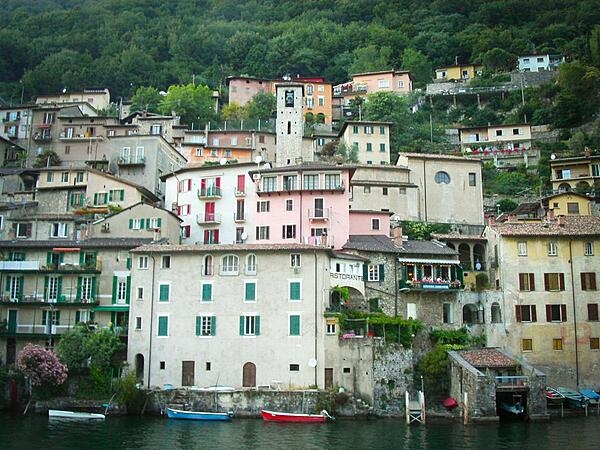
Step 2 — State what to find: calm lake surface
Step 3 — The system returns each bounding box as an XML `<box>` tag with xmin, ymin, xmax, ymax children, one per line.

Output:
<box><xmin>1</xmin><ymin>411</ymin><xmax>599</xmax><ymax>450</ymax></box>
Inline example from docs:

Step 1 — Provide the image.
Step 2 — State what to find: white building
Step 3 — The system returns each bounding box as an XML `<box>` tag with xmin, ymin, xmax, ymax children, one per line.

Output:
<box><xmin>517</xmin><ymin>54</ymin><xmax>565</xmax><ymax>72</ymax></box>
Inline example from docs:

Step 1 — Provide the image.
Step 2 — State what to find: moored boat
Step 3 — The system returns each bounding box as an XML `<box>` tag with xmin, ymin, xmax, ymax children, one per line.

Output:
<box><xmin>580</xmin><ymin>388</ymin><xmax>600</xmax><ymax>402</ymax></box>
<box><xmin>544</xmin><ymin>386</ymin><xmax>565</xmax><ymax>405</ymax></box>
<box><xmin>261</xmin><ymin>409</ymin><xmax>334</xmax><ymax>423</ymax></box>
<box><xmin>500</xmin><ymin>402</ymin><xmax>524</xmax><ymax>415</ymax></box>
<box><xmin>165</xmin><ymin>407</ymin><xmax>233</xmax><ymax>421</ymax></box>
<box><xmin>557</xmin><ymin>387</ymin><xmax>588</xmax><ymax>409</ymax></box>
<box><xmin>48</xmin><ymin>409</ymin><xmax>105</xmax><ymax>420</ymax></box>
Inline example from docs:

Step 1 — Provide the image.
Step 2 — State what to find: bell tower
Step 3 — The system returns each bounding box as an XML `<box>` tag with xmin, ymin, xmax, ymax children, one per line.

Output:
<box><xmin>275</xmin><ymin>83</ymin><xmax>305</xmax><ymax>166</ymax></box>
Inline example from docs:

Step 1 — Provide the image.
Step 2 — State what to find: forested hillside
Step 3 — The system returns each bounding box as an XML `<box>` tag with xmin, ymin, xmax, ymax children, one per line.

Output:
<box><xmin>1</xmin><ymin>0</ymin><xmax>599</xmax><ymax>101</ymax></box>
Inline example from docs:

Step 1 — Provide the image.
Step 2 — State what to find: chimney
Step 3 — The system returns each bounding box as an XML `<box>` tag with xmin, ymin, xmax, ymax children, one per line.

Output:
<box><xmin>557</xmin><ymin>215</ymin><xmax>564</xmax><ymax>226</ymax></box>
<box><xmin>391</xmin><ymin>226</ymin><xmax>403</xmax><ymax>245</ymax></box>
<box><xmin>547</xmin><ymin>209</ymin><xmax>555</xmax><ymax>221</ymax></box>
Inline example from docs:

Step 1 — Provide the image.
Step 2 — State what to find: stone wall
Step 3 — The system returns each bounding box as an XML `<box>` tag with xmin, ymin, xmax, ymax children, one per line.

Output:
<box><xmin>372</xmin><ymin>341</ymin><xmax>413</xmax><ymax>416</ymax></box>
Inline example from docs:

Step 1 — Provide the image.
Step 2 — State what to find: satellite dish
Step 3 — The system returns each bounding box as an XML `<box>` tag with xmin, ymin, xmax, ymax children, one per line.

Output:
<box><xmin>391</xmin><ymin>214</ymin><xmax>401</xmax><ymax>222</ymax></box>
<box><xmin>254</xmin><ymin>155</ymin><xmax>263</xmax><ymax>164</ymax></box>
<box><xmin>550</xmin><ymin>154</ymin><xmax>556</xmax><ymax>160</ymax></box>
<box><xmin>240</xmin><ymin>232</ymin><xmax>248</xmax><ymax>241</ymax></box>
<box><xmin>308</xmin><ymin>358</ymin><xmax>317</xmax><ymax>368</ymax></box>
<box><xmin>263</xmin><ymin>162</ymin><xmax>271</xmax><ymax>169</ymax></box>
<box><xmin>219</xmin><ymin>158</ymin><xmax>227</xmax><ymax>165</ymax></box>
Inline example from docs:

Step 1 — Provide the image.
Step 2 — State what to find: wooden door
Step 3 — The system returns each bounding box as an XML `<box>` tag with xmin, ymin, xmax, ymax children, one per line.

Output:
<box><xmin>7</xmin><ymin>310</ymin><xmax>17</xmax><ymax>333</ymax></box>
<box><xmin>182</xmin><ymin>361</ymin><xmax>195</xmax><ymax>387</ymax></box>
<box><xmin>324</xmin><ymin>368</ymin><xmax>333</xmax><ymax>389</ymax></box>
<box><xmin>242</xmin><ymin>362</ymin><xmax>256</xmax><ymax>387</ymax></box>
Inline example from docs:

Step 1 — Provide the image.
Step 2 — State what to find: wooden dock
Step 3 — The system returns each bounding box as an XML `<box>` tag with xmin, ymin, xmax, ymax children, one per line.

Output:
<box><xmin>406</xmin><ymin>391</ymin><xmax>426</xmax><ymax>424</ymax></box>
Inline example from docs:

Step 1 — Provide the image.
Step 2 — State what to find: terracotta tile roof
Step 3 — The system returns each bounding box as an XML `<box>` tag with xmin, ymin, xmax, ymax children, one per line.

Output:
<box><xmin>490</xmin><ymin>215</ymin><xmax>600</xmax><ymax>237</ymax></box>
<box><xmin>342</xmin><ymin>235</ymin><xmax>400</xmax><ymax>253</ymax></box>
<box><xmin>458</xmin><ymin>349</ymin><xmax>517</xmax><ymax>369</ymax></box>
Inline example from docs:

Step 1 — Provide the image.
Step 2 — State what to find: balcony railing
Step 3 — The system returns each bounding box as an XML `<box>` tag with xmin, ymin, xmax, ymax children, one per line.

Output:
<box><xmin>234</xmin><ymin>212</ymin><xmax>246</xmax><ymax>222</ymax></box>
<box><xmin>0</xmin><ymin>294</ymin><xmax>98</xmax><ymax>304</ymax></box>
<box><xmin>308</xmin><ymin>208</ymin><xmax>329</xmax><ymax>220</ymax></box>
<box><xmin>197</xmin><ymin>213</ymin><xmax>221</xmax><ymax>224</ymax></box>
<box><xmin>198</xmin><ymin>187</ymin><xmax>222</xmax><ymax>198</ymax></box>
<box><xmin>495</xmin><ymin>376</ymin><xmax>529</xmax><ymax>389</ymax></box>
<box><xmin>118</xmin><ymin>156</ymin><xmax>145</xmax><ymax>165</ymax></box>
<box><xmin>399</xmin><ymin>279</ymin><xmax>463</xmax><ymax>290</ymax></box>
<box><xmin>234</xmin><ymin>188</ymin><xmax>246</xmax><ymax>197</ymax></box>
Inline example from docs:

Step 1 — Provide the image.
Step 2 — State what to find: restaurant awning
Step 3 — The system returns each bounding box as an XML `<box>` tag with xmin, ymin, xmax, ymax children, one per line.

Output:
<box><xmin>93</xmin><ymin>305</ymin><xmax>129</xmax><ymax>312</ymax></box>
<box><xmin>398</xmin><ymin>258</ymin><xmax>461</xmax><ymax>265</ymax></box>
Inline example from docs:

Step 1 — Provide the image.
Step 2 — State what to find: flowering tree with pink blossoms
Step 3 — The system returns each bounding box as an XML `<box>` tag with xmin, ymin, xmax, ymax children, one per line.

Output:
<box><xmin>16</xmin><ymin>344</ymin><xmax>68</xmax><ymax>388</ymax></box>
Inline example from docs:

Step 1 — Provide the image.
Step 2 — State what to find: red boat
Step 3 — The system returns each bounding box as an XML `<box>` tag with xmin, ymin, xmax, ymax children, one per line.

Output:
<box><xmin>261</xmin><ymin>409</ymin><xmax>334</xmax><ymax>423</ymax></box>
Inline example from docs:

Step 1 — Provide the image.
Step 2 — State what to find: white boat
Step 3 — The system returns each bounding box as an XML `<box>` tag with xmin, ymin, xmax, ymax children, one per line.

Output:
<box><xmin>49</xmin><ymin>409</ymin><xmax>106</xmax><ymax>420</ymax></box>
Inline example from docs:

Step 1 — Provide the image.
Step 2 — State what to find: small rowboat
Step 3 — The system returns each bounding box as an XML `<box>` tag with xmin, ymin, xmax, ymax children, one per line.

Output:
<box><xmin>443</xmin><ymin>397</ymin><xmax>459</xmax><ymax>409</ymax></box>
<box><xmin>261</xmin><ymin>409</ymin><xmax>334</xmax><ymax>423</ymax></box>
<box><xmin>49</xmin><ymin>409</ymin><xmax>105</xmax><ymax>420</ymax></box>
<box><xmin>544</xmin><ymin>386</ymin><xmax>565</xmax><ymax>406</ymax></box>
<box><xmin>557</xmin><ymin>387</ymin><xmax>588</xmax><ymax>409</ymax></box>
<box><xmin>166</xmin><ymin>407</ymin><xmax>233</xmax><ymax>421</ymax></box>
<box><xmin>500</xmin><ymin>401</ymin><xmax>525</xmax><ymax>415</ymax></box>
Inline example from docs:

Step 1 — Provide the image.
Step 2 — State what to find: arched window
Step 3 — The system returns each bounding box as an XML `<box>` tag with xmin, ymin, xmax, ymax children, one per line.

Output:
<box><xmin>203</xmin><ymin>255</ymin><xmax>213</xmax><ymax>276</ymax></box>
<box><xmin>491</xmin><ymin>302</ymin><xmax>502</xmax><ymax>323</ymax></box>
<box><xmin>221</xmin><ymin>254</ymin><xmax>239</xmax><ymax>275</ymax></box>
<box><xmin>434</xmin><ymin>171</ymin><xmax>451</xmax><ymax>184</ymax></box>
<box><xmin>245</xmin><ymin>254</ymin><xmax>257</xmax><ymax>275</ymax></box>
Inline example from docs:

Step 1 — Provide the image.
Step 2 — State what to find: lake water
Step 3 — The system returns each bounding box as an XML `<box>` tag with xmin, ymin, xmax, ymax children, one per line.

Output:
<box><xmin>1</xmin><ymin>411</ymin><xmax>599</xmax><ymax>449</ymax></box>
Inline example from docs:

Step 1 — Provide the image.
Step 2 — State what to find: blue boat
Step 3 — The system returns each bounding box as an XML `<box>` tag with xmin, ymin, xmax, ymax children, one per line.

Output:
<box><xmin>165</xmin><ymin>407</ymin><xmax>233</xmax><ymax>421</ymax></box>
<box><xmin>557</xmin><ymin>387</ymin><xmax>588</xmax><ymax>409</ymax></box>
<box><xmin>500</xmin><ymin>401</ymin><xmax>524</xmax><ymax>415</ymax></box>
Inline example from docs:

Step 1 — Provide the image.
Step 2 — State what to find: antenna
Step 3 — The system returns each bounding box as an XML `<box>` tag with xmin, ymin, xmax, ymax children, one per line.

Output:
<box><xmin>550</xmin><ymin>154</ymin><xmax>556</xmax><ymax>160</ymax></box>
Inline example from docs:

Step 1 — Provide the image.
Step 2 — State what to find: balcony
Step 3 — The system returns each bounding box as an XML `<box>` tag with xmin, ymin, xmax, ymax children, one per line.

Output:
<box><xmin>59</xmin><ymin>133</ymin><xmax>103</xmax><ymax>142</ymax></box>
<box><xmin>38</xmin><ymin>261</ymin><xmax>103</xmax><ymax>273</ymax></box>
<box><xmin>33</xmin><ymin>133</ymin><xmax>52</xmax><ymax>142</ymax></box>
<box><xmin>0</xmin><ymin>294</ymin><xmax>98</xmax><ymax>305</ymax></box>
<box><xmin>197</xmin><ymin>212</ymin><xmax>221</xmax><ymax>225</ymax></box>
<box><xmin>495</xmin><ymin>376</ymin><xmax>529</xmax><ymax>391</ymax></box>
<box><xmin>399</xmin><ymin>279</ymin><xmax>463</xmax><ymax>291</ymax></box>
<box><xmin>234</xmin><ymin>188</ymin><xmax>246</xmax><ymax>197</ymax></box>
<box><xmin>198</xmin><ymin>187</ymin><xmax>222</xmax><ymax>199</ymax></box>
<box><xmin>117</xmin><ymin>156</ymin><xmax>145</xmax><ymax>166</ymax></box>
<box><xmin>234</xmin><ymin>212</ymin><xmax>246</xmax><ymax>222</ymax></box>
<box><xmin>308</xmin><ymin>208</ymin><xmax>329</xmax><ymax>220</ymax></box>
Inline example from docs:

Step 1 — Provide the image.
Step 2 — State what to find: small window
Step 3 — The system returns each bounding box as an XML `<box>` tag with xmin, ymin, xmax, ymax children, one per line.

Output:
<box><xmin>285</xmin><ymin>199</ymin><xmax>293</xmax><ymax>211</ymax></box>
<box><xmin>290</xmin><ymin>254</ymin><xmax>301</xmax><ymax>267</ymax></box>
<box><xmin>495</xmin><ymin>130</ymin><xmax>503</xmax><ymax>136</ymax></box>
<box><xmin>590</xmin><ymin>337</ymin><xmax>600</xmax><ymax>350</ymax></box>
<box><xmin>567</xmin><ymin>202</ymin><xmax>580</xmax><ymax>214</ymax></box>
<box><xmin>206</xmin><ymin>362</ymin><xmax>212</xmax><ymax>370</ymax></box>
<box><xmin>588</xmin><ymin>304</ymin><xmax>599</xmax><ymax>321</ymax></box>
<box><xmin>544</xmin><ymin>273</ymin><xmax>564</xmax><ymax>291</ymax></box>
<box><xmin>518</xmin><ymin>273</ymin><xmax>535</xmax><ymax>291</ymax></box>
<box><xmin>368</xmin><ymin>264</ymin><xmax>381</xmax><ymax>282</ymax></box>
<box><xmin>221</xmin><ymin>255</ymin><xmax>239</xmax><ymax>275</ymax></box>
<box><xmin>371</xmin><ymin>218</ymin><xmax>380</xmax><ymax>230</ymax></box>
<box><xmin>518</xmin><ymin>241</ymin><xmax>527</xmax><ymax>256</ymax></box>
<box><xmin>516</xmin><ymin>305</ymin><xmax>537</xmax><ymax>322</ymax></box>
<box><xmin>137</xmin><ymin>287</ymin><xmax>144</xmax><ymax>300</ymax></box>
<box><xmin>364</xmin><ymin>186</ymin><xmax>371</xmax><ymax>193</ymax></box>
<box><xmin>546</xmin><ymin>304</ymin><xmax>567</xmax><ymax>322</ymax></box>
<box><xmin>585</xmin><ymin>242</ymin><xmax>594</xmax><ymax>256</ymax></box>
<box><xmin>289</xmin><ymin>281</ymin><xmax>301</xmax><ymax>301</ymax></box>
<box><xmin>158</xmin><ymin>284</ymin><xmax>170</xmax><ymax>302</ymax></box>
<box><xmin>135</xmin><ymin>317</ymin><xmax>142</xmax><ymax>330</ymax></box>
<box><xmin>289</xmin><ymin>364</ymin><xmax>300</xmax><ymax>371</ymax></box>
<box><xmin>245</xmin><ymin>254</ymin><xmax>257</xmax><ymax>275</ymax></box>
<box><xmin>513</xmin><ymin>128</ymin><xmax>520</xmax><ymax>135</ymax></box>
<box><xmin>468</xmin><ymin>173</ymin><xmax>476</xmax><ymax>187</ymax></box>
<box><xmin>256</xmin><ymin>226</ymin><xmax>269</xmax><ymax>240</ymax></box>
<box><xmin>581</xmin><ymin>272</ymin><xmax>597</xmax><ymax>291</ymax></box>
<box><xmin>138</xmin><ymin>256</ymin><xmax>148</xmax><ymax>269</ymax></box>
<box><xmin>522</xmin><ymin>339</ymin><xmax>533</xmax><ymax>352</ymax></box>
<box><xmin>434</xmin><ymin>171</ymin><xmax>450</xmax><ymax>184</ymax></box>
<box><xmin>201</xmin><ymin>283</ymin><xmax>213</xmax><ymax>302</ymax></box>
<box><xmin>157</xmin><ymin>316</ymin><xmax>169</xmax><ymax>337</ymax></box>
<box><xmin>160</xmin><ymin>361</ymin><xmax>166</xmax><ymax>369</ymax></box>
<box><xmin>326</xmin><ymin>321</ymin><xmax>336</xmax><ymax>334</ymax></box>
<box><xmin>343</xmin><ymin>367</ymin><xmax>351</xmax><ymax>373</ymax></box>
<box><xmin>162</xmin><ymin>255</ymin><xmax>171</xmax><ymax>268</ymax></box>
<box><xmin>547</xmin><ymin>242</ymin><xmax>557</xmax><ymax>256</ymax></box>
<box><xmin>289</xmin><ymin>314</ymin><xmax>300</xmax><ymax>336</ymax></box>
<box><xmin>382</xmin><ymin>187</ymin><xmax>388</xmax><ymax>196</ymax></box>
<box><xmin>552</xmin><ymin>338</ymin><xmax>563</xmax><ymax>350</ymax></box>
<box><xmin>443</xmin><ymin>303</ymin><xmax>453</xmax><ymax>324</ymax></box>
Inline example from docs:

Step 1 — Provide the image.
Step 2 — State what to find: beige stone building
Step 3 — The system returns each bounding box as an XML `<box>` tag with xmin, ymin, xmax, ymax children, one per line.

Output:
<box><xmin>550</xmin><ymin>151</ymin><xmax>600</xmax><ymax>195</ymax></box>
<box><xmin>338</xmin><ymin>121</ymin><xmax>392</xmax><ymax>165</ymax></box>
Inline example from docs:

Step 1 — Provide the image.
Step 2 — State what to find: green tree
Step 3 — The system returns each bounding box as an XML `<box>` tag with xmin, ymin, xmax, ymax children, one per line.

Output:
<box><xmin>245</xmin><ymin>92</ymin><xmax>276</xmax><ymax>120</ymax></box>
<box><xmin>481</xmin><ymin>47</ymin><xmax>517</xmax><ymax>72</ymax></box>
<box><xmin>130</xmin><ymin>86</ymin><xmax>162</xmax><ymax>113</ymax></box>
<box><xmin>56</xmin><ymin>324</ymin><xmax>92</xmax><ymax>373</ymax></box>
<box><xmin>348</xmin><ymin>45</ymin><xmax>393</xmax><ymax>75</ymax></box>
<box><xmin>221</xmin><ymin>101</ymin><xmax>248</xmax><ymax>120</ymax></box>
<box><xmin>401</xmin><ymin>48</ymin><xmax>433</xmax><ymax>87</ymax></box>
<box><xmin>158</xmin><ymin>83</ymin><xmax>218</xmax><ymax>127</ymax></box>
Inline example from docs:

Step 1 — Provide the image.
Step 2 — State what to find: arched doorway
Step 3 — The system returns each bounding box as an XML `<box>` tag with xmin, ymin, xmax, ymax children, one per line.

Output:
<box><xmin>242</xmin><ymin>362</ymin><xmax>256</xmax><ymax>387</ymax></box>
<box><xmin>491</xmin><ymin>302</ymin><xmax>502</xmax><ymax>323</ymax></box>
<box><xmin>135</xmin><ymin>353</ymin><xmax>144</xmax><ymax>382</ymax></box>
<box><xmin>473</xmin><ymin>244</ymin><xmax>485</xmax><ymax>270</ymax></box>
<box><xmin>458</xmin><ymin>243</ymin><xmax>471</xmax><ymax>269</ymax></box>
<box><xmin>463</xmin><ymin>304</ymin><xmax>480</xmax><ymax>324</ymax></box>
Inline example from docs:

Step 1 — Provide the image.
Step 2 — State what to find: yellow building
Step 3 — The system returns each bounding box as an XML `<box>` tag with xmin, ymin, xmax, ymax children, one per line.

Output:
<box><xmin>435</xmin><ymin>64</ymin><xmax>483</xmax><ymax>81</ymax></box>
<box><xmin>550</xmin><ymin>151</ymin><xmax>600</xmax><ymax>195</ymax></box>
<box><xmin>484</xmin><ymin>216</ymin><xmax>600</xmax><ymax>387</ymax></box>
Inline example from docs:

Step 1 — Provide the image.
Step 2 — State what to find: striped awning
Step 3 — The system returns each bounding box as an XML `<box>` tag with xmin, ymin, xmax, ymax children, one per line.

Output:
<box><xmin>93</xmin><ymin>305</ymin><xmax>129</xmax><ymax>312</ymax></box>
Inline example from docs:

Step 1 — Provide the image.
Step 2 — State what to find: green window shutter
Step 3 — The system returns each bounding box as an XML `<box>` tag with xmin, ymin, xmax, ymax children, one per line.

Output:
<box><xmin>128</xmin><ymin>219</ymin><xmax>133</xmax><ymax>229</ymax></box>
<box><xmin>75</xmin><ymin>311</ymin><xmax>81</xmax><ymax>324</ymax></box>
<box><xmin>239</xmin><ymin>316</ymin><xmax>244</xmax><ymax>335</ymax></box>
<box><xmin>111</xmin><ymin>311</ymin><xmax>116</xmax><ymax>325</ymax></box>
<box><xmin>245</xmin><ymin>283</ymin><xmax>256</xmax><ymax>301</ymax></box>
<box><xmin>290</xmin><ymin>282</ymin><xmax>300</xmax><ymax>300</ymax></box>
<box><xmin>109</xmin><ymin>190</ymin><xmax>114</xmax><ymax>202</ymax></box>
<box><xmin>158</xmin><ymin>316</ymin><xmax>168</xmax><ymax>336</ymax></box>
<box><xmin>146</xmin><ymin>218</ymin><xmax>151</xmax><ymax>230</ymax></box>
<box><xmin>157</xmin><ymin>218</ymin><xmax>162</xmax><ymax>227</ymax></box>
<box><xmin>119</xmin><ymin>190</ymin><xmax>124</xmax><ymax>201</ymax></box>
<box><xmin>255</xmin><ymin>316</ymin><xmax>260</xmax><ymax>336</ymax></box>
<box><xmin>55</xmin><ymin>311</ymin><xmax>60</xmax><ymax>324</ymax></box>
<box><xmin>91</xmin><ymin>277</ymin><xmax>97</xmax><ymax>301</ymax></box>
<box><xmin>46</xmin><ymin>252</ymin><xmax>52</xmax><ymax>265</ymax></box>
<box><xmin>18</xmin><ymin>276</ymin><xmax>24</xmax><ymax>300</ymax></box>
<box><xmin>140</xmin><ymin>218</ymin><xmax>146</xmax><ymax>229</ymax></box>
<box><xmin>211</xmin><ymin>316</ymin><xmax>216</xmax><ymax>336</ymax></box>
<box><xmin>76</xmin><ymin>277</ymin><xmax>82</xmax><ymax>300</ymax></box>
<box><xmin>60</xmin><ymin>253</ymin><xmax>64</xmax><ymax>264</ymax></box>
<box><xmin>126</xmin><ymin>256</ymin><xmax>132</xmax><ymax>270</ymax></box>
<box><xmin>195</xmin><ymin>316</ymin><xmax>201</xmax><ymax>336</ymax></box>
<box><xmin>126</xmin><ymin>275</ymin><xmax>131</xmax><ymax>304</ymax></box>
<box><xmin>5</xmin><ymin>277</ymin><xmax>10</xmax><ymax>291</ymax></box>
<box><xmin>379</xmin><ymin>264</ymin><xmax>385</xmax><ymax>282</ymax></box>
<box><xmin>159</xmin><ymin>284</ymin><xmax>169</xmax><ymax>302</ymax></box>
<box><xmin>57</xmin><ymin>277</ymin><xmax>63</xmax><ymax>302</ymax></box>
<box><xmin>362</xmin><ymin>264</ymin><xmax>368</xmax><ymax>280</ymax></box>
<box><xmin>290</xmin><ymin>315</ymin><xmax>300</xmax><ymax>335</ymax></box>
<box><xmin>202</xmin><ymin>284</ymin><xmax>212</xmax><ymax>301</ymax></box>
<box><xmin>79</xmin><ymin>252</ymin><xmax>84</xmax><ymax>265</ymax></box>
<box><xmin>44</xmin><ymin>276</ymin><xmax>49</xmax><ymax>301</ymax></box>
<box><xmin>42</xmin><ymin>310</ymin><xmax>47</xmax><ymax>325</ymax></box>
<box><xmin>93</xmin><ymin>193</ymin><xmax>99</xmax><ymax>205</ymax></box>
<box><xmin>111</xmin><ymin>276</ymin><xmax>117</xmax><ymax>304</ymax></box>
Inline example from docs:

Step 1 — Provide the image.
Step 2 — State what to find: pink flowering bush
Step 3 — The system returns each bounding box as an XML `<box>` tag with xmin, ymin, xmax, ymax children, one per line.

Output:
<box><xmin>16</xmin><ymin>344</ymin><xmax>68</xmax><ymax>387</ymax></box>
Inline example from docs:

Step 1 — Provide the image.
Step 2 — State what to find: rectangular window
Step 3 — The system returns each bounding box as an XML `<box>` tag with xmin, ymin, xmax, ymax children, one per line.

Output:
<box><xmin>585</xmin><ymin>241</ymin><xmax>594</xmax><ymax>256</ymax></box>
<box><xmin>588</xmin><ymin>304</ymin><xmax>599</xmax><ymax>321</ymax></box>
<box><xmin>290</xmin><ymin>254</ymin><xmax>301</xmax><ymax>267</ymax></box>
<box><xmin>591</xmin><ymin>337</ymin><xmax>600</xmax><ymax>350</ymax></box>
<box><xmin>324</xmin><ymin>174</ymin><xmax>341</xmax><ymax>189</ymax></box>
<box><xmin>162</xmin><ymin>255</ymin><xmax>171</xmax><ymax>269</ymax></box>
<box><xmin>518</xmin><ymin>241</ymin><xmax>527</xmax><ymax>256</ymax></box>
<box><xmin>379</xmin><ymin>143</ymin><xmax>386</xmax><ymax>152</ymax></box>
<box><xmin>157</xmin><ymin>316</ymin><xmax>168</xmax><ymax>336</ymax></box>
<box><xmin>495</xmin><ymin>129</ymin><xmax>503</xmax><ymax>136</ymax></box>
<box><xmin>282</xmin><ymin>224</ymin><xmax>296</xmax><ymax>239</ymax></box>
<box><xmin>368</xmin><ymin>264</ymin><xmax>381</xmax><ymax>282</ymax></box>
<box><xmin>285</xmin><ymin>199</ymin><xmax>293</xmax><ymax>211</ymax></box>
<box><xmin>289</xmin><ymin>364</ymin><xmax>300</xmax><ymax>371</ymax></box>
<box><xmin>256</xmin><ymin>226</ymin><xmax>269</xmax><ymax>240</ymax></box>
<box><xmin>371</xmin><ymin>218</ymin><xmax>380</xmax><ymax>230</ymax></box>
<box><xmin>522</xmin><ymin>338</ymin><xmax>533</xmax><ymax>352</ymax></box>
<box><xmin>116</xmin><ymin>279</ymin><xmax>127</xmax><ymax>303</ymax></box>
<box><xmin>137</xmin><ymin>287</ymin><xmax>144</xmax><ymax>300</ymax></box>
<box><xmin>93</xmin><ymin>192</ymin><xmax>108</xmax><ymax>205</ymax></box>
<box><xmin>567</xmin><ymin>202</ymin><xmax>580</xmax><ymax>214</ymax></box>
<box><xmin>159</xmin><ymin>284</ymin><xmax>170</xmax><ymax>302</ymax></box>
<box><xmin>552</xmin><ymin>338</ymin><xmax>563</xmax><ymax>350</ymax></box>
<box><xmin>196</xmin><ymin>316</ymin><xmax>215</xmax><ymax>336</ymax></box>
<box><xmin>377</xmin><ymin>79</ymin><xmax>389</xmax><ymax>88</ymax></box>
<box><xmin>50</xmin><ymin>223</ymin><xmax>68</xmax><ymax>238</ymax></box>
<box><xmin>546</xmin><ymin>304</ymin><xmax>567</xmax><ymax>322</ymax></box>
<box><xmin>547</xmin><ymin>242</ymin><xmax>558</xmax><ymax>256</ymax></box>
<box><xmin>469</xmin><ymin>173</ymin><xmax>476</xmax><ymax>186</ymax></box>
<box><xmin>544</xmin><ymin>273</ymin><xmax>565</xmax><ymax>291</ymax></box>
<box><xmin>303</xmin><ymin>174</ymin><xmax>319</xmax><ymax>189</ymax></box>
<box><xmin>135</xmin><ymin>317</ymin><xmax>142</xmax><ymax>330</ymax></box>
<box><xmin>326</xmin><ymin>321</ymin><xmax>336</xmax><ymax>334</ymax></box>
<box><xmin>289</xmin><ymin>315</ymin><xmax>301</xmax><ymax>336</ymax></box>
<box><xmin>201</xmin><ymin>283</ymin><xmax>213</xmax><ymax>302</ymax></box>
<box><xmin>581</xmin><ymin>272</ymin><xmax>597</xmax><ymax>291</ymax></box>
<box><xmin>289</xmin><ymin>281</ymin><xmax>301</xmax><ymax>301</ymax></box>
<box><xmin>366</xmin><ymin>143</ymin><xmax>372</xmax><ymax>152</ymax></box>
<box><xmin>257</xmin><ymin>201</ymin><xmax>270</xmax><ymax>212</ymax></box>
<box><xmin>245</xmin><ymin>282</ymin><xmax>256</xmax><ymax>302</ymax></box>
<box><xmin>240</xmin><ymin>315</ymin><xmax>259</xmax><ymax>336</ymax></box>
<box><xmin>443</xmin><ymin>303</ymin><xmax>453</xmax><ymax>324</ymax></box>
<box><xmin>364</xmin><ymin>125</ymin><xmax>374</xmax><ymax>134</ymax></box>
<box><xmin>151</xmin><ymin>124</ymin><xmax>161</xmax><ymax>135</ymax></box>
<box><xmin>261</xmin><ymin>176</ymin><xmax>277</xmax><ymax>192</ymax></box>
<box><xmin>515</xmin><ymin>305</ymin><xmax>537</xmax><ymax>322</ymax></box>
<box><xmin>382</xmin><ymin>187</ymin><xmax>388</xmax><ymax>195</ymax></box>
<box><xmin>138</xmin><ymin>256</ymin><xmax>148</xmax><ymax>269</ymax></box>
<box><xmin>518</xmin><ymin>273</ymin><xmax>535</xmax><ymax>291</ymax></box>
<box><xmin>61</xmin><ymin>172</ymin><xmax>69</xmax><ymax>183</ymax></box>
